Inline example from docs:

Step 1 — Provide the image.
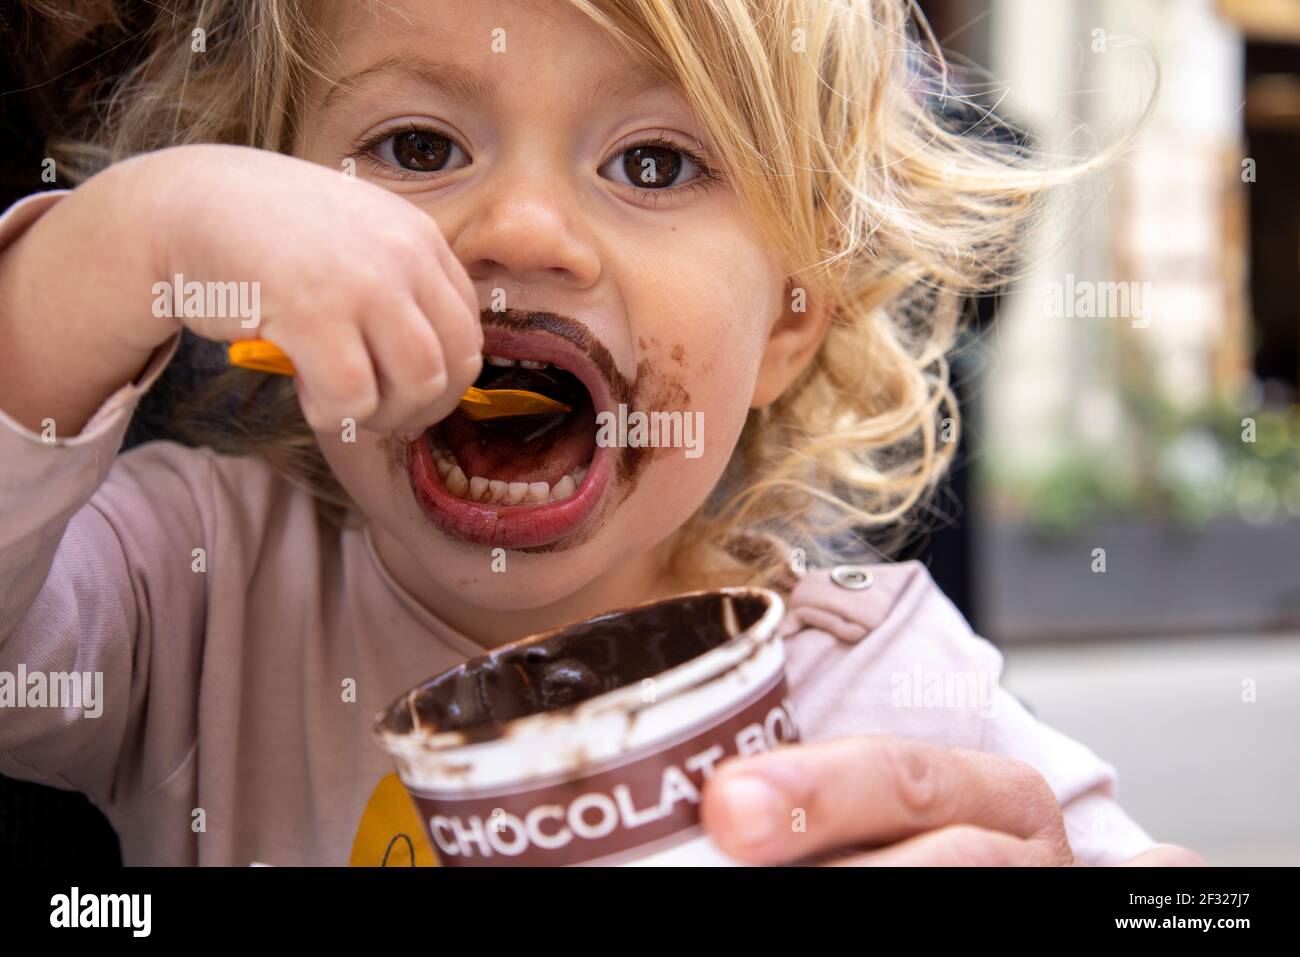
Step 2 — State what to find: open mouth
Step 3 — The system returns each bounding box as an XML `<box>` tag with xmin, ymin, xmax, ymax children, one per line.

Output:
<box><xmin>407</xmin><ymin>323</ymin><xmax>614</xmax><ymax>549</ymax></box>
<box><xmin>433</xmin><ymin>356</ymin><xmax>596</xmax><ymax>504</ymax></box>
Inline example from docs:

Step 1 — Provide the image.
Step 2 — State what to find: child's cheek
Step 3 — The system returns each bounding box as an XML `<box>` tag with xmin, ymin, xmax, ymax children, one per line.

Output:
<box><xmin>616</xmin><ymin>351</ymin><xmax>752</xmax><ymax>525</ymax></box>
<box><xmin>315</xmin><ymin>430</ymin><xmax>404</xmax><ymax>509</ymax></box>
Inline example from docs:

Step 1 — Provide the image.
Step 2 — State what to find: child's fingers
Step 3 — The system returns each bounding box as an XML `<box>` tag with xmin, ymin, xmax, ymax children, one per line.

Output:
<box><xmin>399</xmin><ymin>206</ymin><xmax>478</xmax><ymax>326</ymax></box>
<box><xmin>280</xmin><ymin>324</ymin><xmax>380</xmax><ymax>433</ymax></box>
<box><xmin>414</xmin><ymin>269</ymin><xmax>483</xmax><ymax>388</ymax></box>
<box><xmin>361</xmin><ymin>297</ymin><xmax>452</xmax><ymax>436</ymax></box>
<box><xmin>429</xmin><ymin>221</ymin><xmax>479</xmax><ymax>319</ymax></box>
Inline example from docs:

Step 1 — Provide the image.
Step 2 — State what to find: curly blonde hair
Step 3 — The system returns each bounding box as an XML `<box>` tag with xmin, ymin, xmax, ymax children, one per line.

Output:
<box><xmin>25</xmin><ymin>0</ymin><xmax>1083</xmax><ymax>590</ymax></box>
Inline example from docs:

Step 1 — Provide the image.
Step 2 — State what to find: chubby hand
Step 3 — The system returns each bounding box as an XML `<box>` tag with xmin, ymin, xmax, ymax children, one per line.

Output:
<box><xmin>700</xmin><ymin>736</ymin><xmax>1204</xmax><ymax>866</ymax></box>
<box><xmin>147</xmin><ymin>144</ymin><xmax>483</xmax><ymax>438</ymax></box>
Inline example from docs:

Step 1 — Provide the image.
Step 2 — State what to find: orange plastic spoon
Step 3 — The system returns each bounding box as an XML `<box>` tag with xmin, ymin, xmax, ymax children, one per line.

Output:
<box><xmin>227</xmin><ymin>340</ymin><xmax>570</xmax><ymax>421</ymax></box>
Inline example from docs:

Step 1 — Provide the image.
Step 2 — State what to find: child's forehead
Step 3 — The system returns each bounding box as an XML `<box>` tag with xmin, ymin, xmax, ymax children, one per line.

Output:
<box><xmin>320</xmin><ymin>0</ymin><xmax>645</xmax><ymax>80</ymax></box>
<box><xmin>312</xmin><ymin>0</ymin><xmax>684</xmax><ymax>117</ymax></box>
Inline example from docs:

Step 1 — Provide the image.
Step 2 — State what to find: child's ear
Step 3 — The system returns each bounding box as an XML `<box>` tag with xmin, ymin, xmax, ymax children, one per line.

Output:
<box><xmin>750</xmin><ymin>281</ymin><xmax>832</xmax><ymax>408</ymax></box>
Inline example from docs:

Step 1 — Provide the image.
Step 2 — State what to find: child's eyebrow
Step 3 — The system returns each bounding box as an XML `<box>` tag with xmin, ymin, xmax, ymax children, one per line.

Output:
<box><xmin>318</xmin><ymin>54</ymin><xmax>671</xmax><ymax>118</ymax></box>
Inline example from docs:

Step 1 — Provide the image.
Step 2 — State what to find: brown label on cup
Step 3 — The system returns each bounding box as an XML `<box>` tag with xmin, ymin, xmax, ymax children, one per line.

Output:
<box><xmin>409</xmin><ymin>675</ymin><xmax>799</xmax><ymax>866</ymax></box>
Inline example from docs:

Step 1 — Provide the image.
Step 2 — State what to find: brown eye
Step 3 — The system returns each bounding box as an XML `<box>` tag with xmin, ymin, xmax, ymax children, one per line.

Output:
<box><xmin>599</xmin><ymin>138</ymin><xmax>707</xmax><ymax>195</ymax></box>
<box><xmin>370</xmin><ymin>126</ymin><xmax>469</xmax><ymax>175</ymax></box>
<box><xmin>623</xmin><ymin>145</ymin><xmax>682</xmax><ymax>188</ymax></box>
<box><xmin>391</xmin><ymin>129</ymin><xmax>452</xmax><ymax>171</ymax></box>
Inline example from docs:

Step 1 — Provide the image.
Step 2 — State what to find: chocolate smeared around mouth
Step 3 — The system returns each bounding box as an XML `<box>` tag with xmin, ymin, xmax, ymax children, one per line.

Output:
<box><xmin>402</xmin><ymin>308</ymin><xmax>695</xmax><ymax>551</ymax></box>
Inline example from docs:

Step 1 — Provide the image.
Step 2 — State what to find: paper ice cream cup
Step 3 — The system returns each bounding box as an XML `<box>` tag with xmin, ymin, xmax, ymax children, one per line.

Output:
<box><xmin>373</xmin><ymin>586</ymin><xmax>796</xmax><ymax>866</ymax></box>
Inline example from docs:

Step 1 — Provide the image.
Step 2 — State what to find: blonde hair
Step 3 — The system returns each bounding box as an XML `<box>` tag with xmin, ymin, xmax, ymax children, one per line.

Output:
<box><xmin>33</xmin><ymin>0</ymin><xmax>1087</xmax><ymax>589</ymax></box>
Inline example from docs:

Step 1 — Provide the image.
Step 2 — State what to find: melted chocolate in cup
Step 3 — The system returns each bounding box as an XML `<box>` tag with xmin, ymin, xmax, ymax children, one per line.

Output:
<box><xmin>388</xmin><ymin>592</ymin><xmax>767</xmax><ymax>740</ymax></box>
<box><xmin>374</xmin><ymin>587</ymin><xmax>796</xmax><ymax>866</ymax></box>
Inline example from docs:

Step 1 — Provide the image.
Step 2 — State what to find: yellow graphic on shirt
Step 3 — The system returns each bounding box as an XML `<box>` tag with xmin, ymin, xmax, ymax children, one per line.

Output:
<box><xmin>349</xmin><ymin>772</ymin><xmax>438</xmax><ymax>867</ymax></box>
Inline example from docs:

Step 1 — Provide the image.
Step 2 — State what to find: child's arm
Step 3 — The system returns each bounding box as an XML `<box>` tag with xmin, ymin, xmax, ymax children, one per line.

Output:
<box><xmin>0</xmin><ymin>164</ymin><xmax>176</xmax><ymax>436</ymax></box>
<box><xmin>0</xmin><ymin>144</ymin><xmax>483</xmax><ymax>440</ymax></box>
<box><xmin>0</xmin><ymin>144</ymin><xmax>482</xmax><ymax>808</ymax></box>
<box><xmin>0</xmin><ymin>187</ymin><xmax>197</xmax><ymax>804</ymax></box>
<box><xmin>0</xmin><ymin>320</ymin><xmax>205</xmax><ymax>807</ymax></box>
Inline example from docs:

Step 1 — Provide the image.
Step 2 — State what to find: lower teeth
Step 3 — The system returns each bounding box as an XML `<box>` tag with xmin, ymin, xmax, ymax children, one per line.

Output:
<box><xmin>430</xmin><ymin>438</ymin><xmax>588</xmax><ymax>504</ymax></box>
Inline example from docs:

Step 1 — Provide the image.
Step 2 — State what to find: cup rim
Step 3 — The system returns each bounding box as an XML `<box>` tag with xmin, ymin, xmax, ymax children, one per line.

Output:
<box><xmin>373</xmin><ymin>585</ymin><xmax>786</xmax><ymax>752</ymax></box>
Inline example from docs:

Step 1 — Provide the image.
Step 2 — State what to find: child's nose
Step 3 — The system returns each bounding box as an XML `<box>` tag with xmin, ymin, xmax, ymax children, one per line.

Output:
<box><xmin>451</xmin><ymin>166</ymin><xmax>601</xmax><ymax>291</ymax></box>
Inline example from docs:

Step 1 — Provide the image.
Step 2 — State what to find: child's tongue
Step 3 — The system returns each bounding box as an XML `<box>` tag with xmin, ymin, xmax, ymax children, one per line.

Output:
<box><xmin>440</xmin><ymin>398</ymin><xmax>597</xmax><ymax>487</ymax></box>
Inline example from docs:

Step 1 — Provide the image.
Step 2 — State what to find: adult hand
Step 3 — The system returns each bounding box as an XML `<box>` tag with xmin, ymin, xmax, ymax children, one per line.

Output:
<box><xmin>701</xmin><ymin>736</ymin><xmax>1204</xmax><ymax>866</ymax></box>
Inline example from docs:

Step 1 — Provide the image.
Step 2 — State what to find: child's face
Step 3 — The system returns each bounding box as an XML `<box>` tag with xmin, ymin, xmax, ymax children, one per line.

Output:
<box><xmin>297</xmin><ymin>0</ymin><xmax>822</xmax><ymax>614</ymax></box>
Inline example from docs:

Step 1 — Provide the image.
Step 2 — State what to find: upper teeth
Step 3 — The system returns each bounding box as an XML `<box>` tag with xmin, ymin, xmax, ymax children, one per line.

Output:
<box><xmin>485</xmin><ymin>354</ymin><xmax>549</xmax><ymax>370</ymax></box>
<box><xmin>429</xmin><ymin>436</ymin><xmax>587</xmax><ymax>505</ymax></box>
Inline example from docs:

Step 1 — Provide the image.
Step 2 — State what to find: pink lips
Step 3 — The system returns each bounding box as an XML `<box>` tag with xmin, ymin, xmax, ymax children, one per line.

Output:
<box><xmin>406</xmin><ymin>326</ymin><xmax>615</xmax><ymax>549</ymax></box>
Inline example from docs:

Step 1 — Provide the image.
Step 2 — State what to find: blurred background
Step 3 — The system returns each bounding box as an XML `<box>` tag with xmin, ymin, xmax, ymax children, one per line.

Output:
<box><xmin>911</xmin><ymin>0</ymin><xmax>1300</xmax><ymax>865</ymax></box>
<box><xmin>1</xmin><ymin>0</ymin><xmax>1296</xmax><ymax>865</ymax></box>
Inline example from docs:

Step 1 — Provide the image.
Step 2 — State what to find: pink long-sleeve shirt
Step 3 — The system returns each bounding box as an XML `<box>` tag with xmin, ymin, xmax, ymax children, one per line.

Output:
<box><xmin>0</xmin><ymin>191</ymin><xmax>1157</xmax><ymax>866</ymax></box>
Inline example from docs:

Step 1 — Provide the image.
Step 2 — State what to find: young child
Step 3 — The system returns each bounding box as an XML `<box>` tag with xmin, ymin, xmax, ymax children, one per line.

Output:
<box><xmin>0</xmin><ymin>0</ymin><xmax>1197</xmax><ymax>866</ymax></box>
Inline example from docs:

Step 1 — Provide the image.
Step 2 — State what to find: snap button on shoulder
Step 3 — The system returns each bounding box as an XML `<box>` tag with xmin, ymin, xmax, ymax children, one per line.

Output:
<box><xmin>830</xmin><ymin>564</ymin><xmax>874</xmax><ymax>590</ymax></box>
